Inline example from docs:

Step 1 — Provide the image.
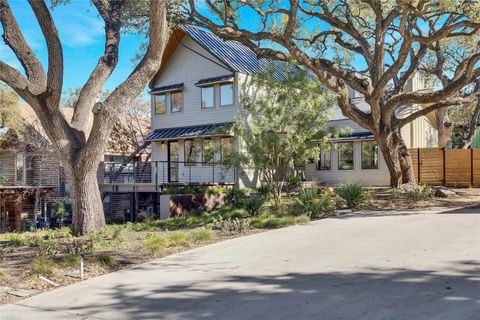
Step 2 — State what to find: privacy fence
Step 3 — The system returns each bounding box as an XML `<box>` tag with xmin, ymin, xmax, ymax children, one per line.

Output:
<box><xmin>408</xmin><ymin>148</ymin><xmax>480</xmax><ymax>187</ymax></box>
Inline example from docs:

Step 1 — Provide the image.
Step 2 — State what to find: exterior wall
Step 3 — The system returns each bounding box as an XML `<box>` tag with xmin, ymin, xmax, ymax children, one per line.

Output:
<box><xmin>0</xmin><ymin>149</ymin><xmax>16</xmax><ymax>185</ymax></box>
<box><xmin>305</xmin><ymin>141</ymin><xmax>390</xmax><ymax>186</ymax></box>
<box><xmin>151</xmin><ymin>36</ymin><xmax>239</xmax><ymax>130</ymax></box>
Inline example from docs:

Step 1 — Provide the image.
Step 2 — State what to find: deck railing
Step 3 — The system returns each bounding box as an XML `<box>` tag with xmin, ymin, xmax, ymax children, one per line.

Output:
<box><xmin>98</xmin><ymin>160</ymin><xmax>236</xmax><ymax>186</ymax></box>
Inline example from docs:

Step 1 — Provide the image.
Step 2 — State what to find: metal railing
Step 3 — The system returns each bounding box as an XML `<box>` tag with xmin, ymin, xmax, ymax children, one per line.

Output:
<box><xmin>98</xmin><ymin>160</ymin><xmax>236</xmax><ymax>186</ymax></box>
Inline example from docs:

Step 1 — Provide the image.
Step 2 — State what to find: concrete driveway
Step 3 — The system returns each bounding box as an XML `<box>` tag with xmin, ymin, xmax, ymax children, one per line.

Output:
<box><xmin>1</xmin><ymin>207</ymin><xmax>479</xmax><ymax>320</ymax></box>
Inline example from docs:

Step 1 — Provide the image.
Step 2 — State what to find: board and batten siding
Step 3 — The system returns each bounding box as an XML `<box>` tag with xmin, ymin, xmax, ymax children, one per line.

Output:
<box><xmin>150</xmin><ymin>36</ymin><xmax>240</xmax><ymax>131</ymax></box>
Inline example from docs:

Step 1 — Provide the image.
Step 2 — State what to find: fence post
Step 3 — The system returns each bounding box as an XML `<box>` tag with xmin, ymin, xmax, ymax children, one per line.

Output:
<box><xmin>417</xmin><ymin>148</ymin><xmax>421</xmax><ymax>183</ymax></box>
<box><xmin>155</xmin><ymin>161</ymin><xmax>158</xmax><ymax>191</ymax></box>
<box><xmin>212</xmin><ymin>163</ymin><xmax>215</xmax><ymax>184</ymax></box>
<box><xmin>471</xmin><ymin>148</ymin><xmax>474</xmax><ymax>187</ymax></box>
<box><xmin>442</xmin><ymin>148</ymin><xmax>446</xmax><ymax>186</ymax></box>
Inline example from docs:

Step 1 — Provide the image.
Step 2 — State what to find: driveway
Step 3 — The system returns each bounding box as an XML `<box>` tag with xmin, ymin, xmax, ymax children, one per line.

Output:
<box><xmin>1</xmin><ymin>208</ymin><xmax>479</xmax><ymax>320</ymax></box>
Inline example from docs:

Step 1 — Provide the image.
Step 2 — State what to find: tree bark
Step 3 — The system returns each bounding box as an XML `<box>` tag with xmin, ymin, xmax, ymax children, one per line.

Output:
<box><xmin>67</xmin><ymin>167</ymin><xmax>105</xmax><ymax>235</ymax></box>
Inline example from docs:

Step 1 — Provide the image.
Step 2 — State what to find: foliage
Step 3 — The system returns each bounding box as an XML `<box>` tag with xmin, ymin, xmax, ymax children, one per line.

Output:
<box><xmin>92</xmin><ymin>253</ymin><xmax>117</xmax><ymax>268</ymax></box>
<box><xmin>294</xmin><ymin>215</ymin><xmax>311</xmax><ymax>224</ymax></box>
<box><xmin>256</xmin><ymin>185</ymin><xmax>270</xmax><ymax>198</ymax></box>
<box><xmin>57</xmin><ymin>254</ymin><xmax>81</xmax><ymax>268</ymax></box>
<box><xmin>243</xmin><ymin>194</ymin><xmax>266</xmax><ymax>216</ymax></box>
<box><xmin>62</xmin><ymin>238</ymin><xmax>94</xmax><ymax>256</ymax></box>
<box><xmin>387</xmin><ymin>188</ymin><xmax>401</xmax><ymax>203</ymax></box>
<box><xmin>188</xmin><ymin>228</ymin><xmax>214</xmax><ymax>242</ymax></box>
<box><xmin>250</xmin><ymin>215</ymin><xmax>296</xmax><ymax>229</ymax></box>
<box><xmin>143</xmin><ymin>233</ymin><xmax>168</xmax><ymax>254</ymax></box>
<box><xmin>406</xmin><ymin>185</ymin><xmax>435</xmax><ymax>202</ymax></box>
<box><xmin>286</xmin><ymin>174</ymin><xmax>301</xmax><ymax>193</ymax></box>
<box><xmin>6</xmin><ymin>233</ymin><xmax>35</xmax><ymax>247</ymax></box>
<box><xmin>168</xmin><ymin>231</ymin><xmax>191</xmax><ymax>247</ymax></box>
<box><xmin>228</xmin><ymin>188</ymin><xmax>250</xmax><ymax>208</ymax></box>
<box><xmin>29</xmin><ymin>257</ymin><xmax>57</xmax><ymax>276</ymax></box>
<box><xmin>137</xmin><ymin>211</ymin><xmax>157</xmax><ymax>224</ymax></box>
<box><xmin>33</xmin><ymin>239</ymin><xmax>60</xmax><ymax>257</ymax></box>
<box><xmin>295</xmin><ymin>187</ymin><xmax>336</xmax><ymax>217</ymax></box>
<box><xmin>212</xmin><ymin>216</ymin><xmax>250</xmax><ymax>234</ymax></box>
<box><xmin>337</xmin><ymin>181</ymin><xmax>366</xmax><ymax>209</ymax></box>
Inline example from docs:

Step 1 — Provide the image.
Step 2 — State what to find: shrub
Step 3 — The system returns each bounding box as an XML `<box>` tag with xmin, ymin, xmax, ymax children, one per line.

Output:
<box><xmin>57</xmin><ymin>254</ymin><xmax>81</xmax><ymax>268</ymax></box>
<box><xmin>168</xmin><ymin>231</ymin><xmax>191</xmax><ymax>247</ymax></box>
<box><xmin>243</xmin><ymin>194</ymin><xmax>266</xmax><ymax>216</ymax></box>
<box><xmin>137</xmin><ymin>211</ymin><xmax>157</xmax><ymax>224</ymax></box>
<box><xmin>189</xmin><ymin>228</ymin><xmax>214</xmax><ymax>242</ymax></box>
<box><xmin>294</xmin><ymin>214</ymin><xmax>310</xmax><ymax>224</ymax></box>
<box><xmin>30</xmin><ymin>257</ymin><xmax>56</xmax><ymax>276</ymax></box>
<box><xmin>337</xmin><ymin>181</ymin><xmax>365</xmax><ymax>209</ymax></box>
<box><xmin>7</xmin><ymin>233</ymin><xmax>34</xmax><ymax>247</ymax></box>
<box><xmin>207</xmin><ymin>186</ymin><xmax>229</xmax><ymax>195</ymax></box>
<box><xmin>92</xmin><ymin>253</ymin><xmax>117</xmax><ymax>268</ymax></box>
<box><xmin>62</xmin><ymin>238</ymin><xmax>94</xmax><ymax>256</ymax></box>
<box><xmin>123</xmin><ymin>222</ymin><xmax>150</xmax><ymax>232</ymax></box>
<box><xmin>295</xmin><ymin>186</ymin><xmax>336</xmax><ymax>217</ymax></box>
<box><xmin>256</xmin><ymin>185</ymin><xmax>270</xmax><ymax>198</ymax></box>
<box><xmin>212</xmin><ymin>216</ymin><xmax>250</xmax><ymax>234</ymax></box>
<box><xmin>286</xmin><ymin>174</ymin><xmax>301</xmax><ymax>193</ymax></box>
<box><xmin>144</xmin><ymin>233</ymin><xmax>168</xmax><ymax>254</ymax></box>
<box><xmin>406</xmin><ymin>184</ymin><xmax>435</xmax><ymax>202</ymax></box>
<box><xmin>42</xmin><ymin>227</ymin><xmax>74</xmax><ymax>240</ymax></box>
<box><xmin>387</xmin><ymin>188</ymin><xmax>401</xmax><ymax>203</ymax></box>
<box><xmin>250</xmin><ymin>215</ymin><xmax>295</xmax><ymax>229</ymax></box>
<box><xmin>229</xmin><ymin>188</ymin><xmax>250</xmax><ymax>208</ymax></box>
<box><xmin>33</xmin><ymin>239</ymin><xmax>60</xmax><ymax>257</ymax></box>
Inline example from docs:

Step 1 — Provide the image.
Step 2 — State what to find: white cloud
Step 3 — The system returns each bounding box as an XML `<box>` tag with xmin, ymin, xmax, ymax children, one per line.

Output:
<box><xmin>53</xmin><ymin>9</ymin><xmax>104</xmax><ymax>48</ymax></box>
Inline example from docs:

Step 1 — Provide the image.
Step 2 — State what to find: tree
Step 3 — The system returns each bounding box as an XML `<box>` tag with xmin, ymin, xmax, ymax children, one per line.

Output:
<box><xmin>449</xmin><ymin>94</ymin><xmax>480</xmax><ymax>148</ymax></box>
<box><xmin>179</xmin><ymin>0</ymin><xmax>480</xmax><ymax>186</ymax></box>
<box><xmin>234</xmin><ymin>66</ymin><xmax>333</xmax><ymax>207</ymax></box>
<box><xmin>0</xmin><ymin>0</ymin><xmax>169</xmax><ymax>234</ymax></box>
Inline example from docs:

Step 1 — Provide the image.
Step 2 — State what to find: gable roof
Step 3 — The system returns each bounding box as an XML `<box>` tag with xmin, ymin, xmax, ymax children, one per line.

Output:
<box><xmin>150</xmin><ymin>25</ymin><xmax>295</xmax><ymax>87</ymax></box>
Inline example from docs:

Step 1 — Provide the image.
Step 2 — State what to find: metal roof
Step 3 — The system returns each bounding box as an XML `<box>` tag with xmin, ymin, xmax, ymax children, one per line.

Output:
<box><xmin>329</xmin><ymin>132</ymin><xmax>375</xmax><ymax>142</ymax></box>
<box><xmin>195</xmin><ymin>74</ymin><xmax>234</xmax><ymax>86</ymax></box>
<box><xmin>145</xmin><ymin>122</ymin><xmax>234</xmax><ymax>141</ymax></box>
<box><xmin>181</xmin><ymin>25</ymin><xmax>300</xmax><ymax>81</ymax></box>
<box><xmin>150</xmin><ymin>83</ymin><xmax>184</xmax><ymax>94</ymax></box>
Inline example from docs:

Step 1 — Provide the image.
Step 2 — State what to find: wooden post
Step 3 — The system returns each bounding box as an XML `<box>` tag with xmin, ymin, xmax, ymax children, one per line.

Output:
<box><xmin>442</xmin><ymin>148</ymin><xmax>446</xmax><ymax>186</ymax></box>
<box><xmin>471</xmin><ymin>148</ymin><xmax>474</xmax><ymax>187</ymax></box>
<box><xmin>417</xmin><ymin>148</ymin><xmax>421</xmax><ymax>184</ymax></box>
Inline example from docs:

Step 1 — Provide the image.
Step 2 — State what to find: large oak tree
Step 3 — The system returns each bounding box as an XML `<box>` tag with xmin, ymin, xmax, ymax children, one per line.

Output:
<box><xmin>0</xmin><ymin>0</ymin><xmax>169</xmax><ymax>234</ymax></box>
<box><xmin>179</xmin><ymin>0</ymin><xmax>480</xmax><ymax>186</ymax></box>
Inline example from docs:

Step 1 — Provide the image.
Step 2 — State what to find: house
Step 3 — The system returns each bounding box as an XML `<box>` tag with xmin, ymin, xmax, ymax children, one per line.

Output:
<box><xmin>144</xmin><ymin>25</ymin><xmax>437</xmax><ymax>189</ymax></box>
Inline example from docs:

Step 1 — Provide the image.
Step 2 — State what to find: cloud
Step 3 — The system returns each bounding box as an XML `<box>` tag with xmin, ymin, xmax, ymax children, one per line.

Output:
<box><xmin>53</xmin><ymin>8</ymin><xmax>105</xmax><ymax>48</ymax></box>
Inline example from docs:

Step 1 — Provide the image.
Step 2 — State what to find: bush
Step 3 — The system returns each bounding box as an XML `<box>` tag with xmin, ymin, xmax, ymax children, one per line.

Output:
<box><xmin>406</xmin><ymin>184</ymin><xmax>435</xmax><ymax>202</ymax></box>
<box><xmin>212</xmin><ymin>216</ymin><xmax>250</xmax><ymax>234</ymax></box>
<box><xmin>243</xmin><ymin>194</ymin><xmax>266</xmax><ymax>216</ymax></box>
<box><xmin>295</xmin><ymin>186</ymin><xmax>336</xmax><ymax>217</ymax></box>
<box><xmin>144</xmin><ymin>233</ymin><xmax>168</xmax><ymax>254</ymax></box>
<box><xmin>137</xmin><ymin>211</ymin><xmax>157</xmax><ymax>224</ymax></box>
<box><xmin>42</xmin><ymin>227</ymin><xmax>74</xmax><ymax>240</ymax></box>
<box><xmin>387</xmin><ymin>188</ymin><xmax>401</xmax><ymax>203</ymax></box>
<box><xmin>30</xmin><ymin>257</ymin><xmax>56</xmax><ymax>276</ymax></box>
<box><xmin>337</xmin><ymin>181</ymin><xmax>365</xmax><ymax>209</ymax></box>
<box><xmin>33</xmin><ymin>239</ymin><xmax>60</xmax><ymax>257</ymax></box>
<box><xmin>6</xmin><ymin>233</ymin><xmax>34</xmax><ymax>247</ymax></box>
<box><xmin>250</xmin><ymin>215</ymin><xmax>295</xmax><ymax>229</ymax></box>
<box><xmin>256</xmin><ymin>185</ymin><xmax>270</xmax><ymax>198</ymax></box>
<box><xmin>189</xmin><ymin>228</ymin><xmax>214</xmax><ymax>242</ymax></box>
<box><xmin>207</xmin><ymin>186</ymin><xmax>229</xmax><ymax>195</ymax></box>
<box><xmin>229</xmin><ymin>188</ymin><xmax>250</xmax><ymax>208</ymax></box>
<box><xmin>168</xmin><ymin>231</ymin><xmax>191</xmax><ymax>247</ymax></box>
<box><xmin>286</xmin><ymin>174</ymin><xmax>301</xmax><ymax>193</ymax></box>
<box><xmin>92</xmin><ymin>253</ymin><xmax>117</xmax><ymax>268</ymax></box>
<box><xmin>294</xmin><ymin>214</ymin><xmax>310</xmax><ymax>224</ymax></box>
<box><xmin>57</xmin><ymin>254</ymin><xmax>81</xmax><ymax>268</ymax></box>
<box><xmin>62</xmin><ymin>238</ymin><xmax>94</xmax><ymax>256</ymax></box>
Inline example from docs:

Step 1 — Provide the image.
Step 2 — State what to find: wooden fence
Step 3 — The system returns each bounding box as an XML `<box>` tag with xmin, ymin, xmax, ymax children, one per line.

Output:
<box><xmin>408</xmin><ymin>148</ymin><xmax>480</xmax><ymax>187</ymax></box>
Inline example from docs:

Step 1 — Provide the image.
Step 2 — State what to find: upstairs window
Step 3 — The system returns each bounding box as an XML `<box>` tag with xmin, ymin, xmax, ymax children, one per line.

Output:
<box><xmin>361</xmin><ymin>141</ymin><xmax>378</xmax><ymax>169</ymax></box>
<box><xmin>155</xmin><ymin>94</ymin><xmax>166</xmax><ymax>114</ymax></box>
<box><xmin>184</xmin><ymin>140</ymin><xmax>198</xmax><ymax>166</ymax></box>
<box><xmin>220</xmin><ymin>83</ymin><xmax>233</xmax><ymax>106</ymax></box>
<box><xmin>337</xmin><ymin>142</ymin><xmax>354</xmax><ymax>170</ymax></box>
<box><xmin>201</xmin><ymin>86</ymin><xmax>215</xmax><ymax>109</ymax></box>
<box><xmin>170</xmin><ymin>91</ymin><xmax>183</xmax><ymax>113</ymax></box>
<box><xmin>317</xmin><ymin>144</ymin><xmax>331</xmax><ymax>170</ymax></box>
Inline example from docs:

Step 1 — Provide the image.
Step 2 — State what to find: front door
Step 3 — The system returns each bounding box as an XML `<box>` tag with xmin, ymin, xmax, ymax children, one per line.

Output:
<box><xmin>168</xmin><ymin>141</ymin><xmax>179</xmax><ymax>182</ymax></box>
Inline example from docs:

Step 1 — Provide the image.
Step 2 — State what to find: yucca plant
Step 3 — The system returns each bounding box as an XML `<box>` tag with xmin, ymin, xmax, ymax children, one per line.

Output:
<box><xmin>337</xmin><ymin>181</ymin><xmax>365</xmax><ymax>209</ymax></box>
<box><xmin>295</xmin><ymin>186</ymin><xmax>336</xmax><ymax>217</ymax></box>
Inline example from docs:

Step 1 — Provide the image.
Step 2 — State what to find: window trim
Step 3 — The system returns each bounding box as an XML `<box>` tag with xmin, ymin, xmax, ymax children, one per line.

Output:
<box><xmin>316</xmin><ymin>144</ymin><xmax>332</xmax><ymax>171</ymax></box>
<box><xmin>337</xmin><ymin>142</ymin><xmax>354</xmax><ymax>171</ymax></box>
<box><xmin>220</xmin><ymin>83</ymin><xmax>234</xmax><ymax>107</ymax></box>
<box><xmin>154</xmin><ymin>94</ymin><xmax>167</xmax><ymax>115</ymax></box>
<box><xmin>361</xmin><ymin>140</ymin><xmax>379</xmax><ymax>170</ymax></box>
<box><xmin>170</xmin><ymin>91</ymin><xmax>183</xmax><ymax>113</ymax></box>
<box><xmin>201</xmin><ymin>86</ymin><xmax>215</xmax><ymax>109</ymax></box>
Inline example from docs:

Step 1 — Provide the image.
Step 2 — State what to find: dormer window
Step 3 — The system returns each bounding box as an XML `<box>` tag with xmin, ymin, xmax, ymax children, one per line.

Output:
<box><xmin>155</xmin><ymin>94</ymin><xmax>166</xmax><ymax>114</ymax></box>
<box><xmin>150</xmin><ymin>83</ymin><xmax>184</xmax><ymax>115</ymax></box>
<box><xmin>201</xmin><ymin>86</ymin><xmax>215</xmax><ymax>109</ymax></box>
<box><xmin>171</xmin><ymin>91</ymin><xmax>183</xmax><ymax>113</ymax></box>
<box><xmin>220</xmin><ymin>83</ymin><xmax>233</xmax><ymax>107</ymax></box>
<box><xmin>196</xmin><ymin>75</ymin><xmax>234</xmax><ymax>109</ymax></box>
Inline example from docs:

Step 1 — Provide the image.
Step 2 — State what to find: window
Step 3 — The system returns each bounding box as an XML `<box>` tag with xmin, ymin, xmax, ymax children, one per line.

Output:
<box><xmin>317</xmin><ymin>144</ymin><xmax>331</xmax><ymax>170</ymax></box>
<box><xmin>16</xmin><ymin>152</ymin><xmax>25</xmax><ymax>184</ymax></box>
<box><xmin>220</xmin><ymin>83</ymin><xmax>233</xmax><ymax>106</ymax></box>
<box><xmin>220</xmin><ymin>137</ymin><xmax>234</xmax><ymax>162</ymax></box>
<box><xmin>184</xmin><ymin>139</ymin><xmax>198</xmax><ymax>166</ymax></box>
<box><xmin>201</xmin><ymin>86</ymin><xmax>214</xmax><ymax>109</ymax></box>
<box><xmin>361</xmin><ymin>141</ymin><xmax>378</xmax><ymax>169</ymax></box>
<box><xmin>155</xmin><ymin>94</ymin><xmax>166</xmax><ymax>114</ymax></box>
<box><xmin>202</xmin><ymin>138</ymin><xmax>215</xmax><ymax>163</ymax></box>
<box><xmin>337</xmin><ymin>142</ymin><xmax>354</xmax><ymax>170</ymax></box>
<box><xmin>171</xmin><ymin>91</ymin><xmax>183</xmax><ymax>113</ymax></box>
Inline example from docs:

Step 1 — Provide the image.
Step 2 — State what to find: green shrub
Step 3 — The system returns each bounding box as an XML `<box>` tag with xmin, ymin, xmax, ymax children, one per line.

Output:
<box><xmin>229</xmin><ymin>188</ymin><xmax>250</xmax><ymax>207</ymax></box>
<box><xmin>207</xmin><ymin>186</ymin><xmax>229</xmax><ymax>195</ymax></box>
<box><xmin>42</xmin><ymin>227</ymin><xmax>74</xmax><ymax>240</ymax></box>
<box><xmin>144</xmin><ymin>233</ymin><xmax>169</xmax><ymax>254</ymax></box>
<box><xmin>57</xmin><ymin>254</ymin><xmax>81</xmax><ymax>268</ymax></box>
<box><xmin>7</xmin><ymin>233</ymin><xmax>34</xmax><ymax>247</ymax></box>
<box><xmin>250</xmin><ymin>215</ymin><xmax>296</xmax><ymax>229</ymax></box>
<box><xmin>168</xmin><ymin>231</ymin><xmax>191</xmax><ymax>247</ymax></box>
<box><xmin>62</xmin><ymin>238</ymin><xmax>94</xmax><ymax>256</ymax></box>
<box><xmin>294</xmin><ymin>214</ymin><xmax>310</xmax><ymax>224</ymax></box>
<box><xmin>189</xmin><ymin>228</ymin><xmax>214</xmax><ymax>242</ymax></box>
<box><xmin>406</xmin><ymin>184</ymin><xmax>435</xmax><ymax>202</ymax></box>
<box><xmin>30</xmin><ymin>257</ymin><xmax>56</xmax><ymax>276</ymax></box>
<box><xmin>33</xmin><ymin>239</ymin><xmax>60</xmax><ymax>257</ymax></box>
<box><xmin>256</xmin><ymin>185</ymin><xmax>270</xmax><ymax>198</ymax></box>
<box><xmin>337</xmin><ymin>181</ymin><xmax>365</xmax><ymax>208</ymax></box>
<box><xmin>92</xmin><ymin>253</ymin><xmax>117</xmax><ymax>267</ymax></box>
<box><xmin>123</xmin><ymin>222</ymin><xmax>150</xmax><ymax>232</ymax></box>
<box><xmin>295</xmin><ymin>186</ymin><xmax>336</xmax><ymax>217</ymax></box>
<box><xmin>243</xmin><ymin>194</ymin><xmax>266</xmax><ymax>216</ymax></box>
<box><xmin>286</xmin><ymin>174</ymin><xmax>301</xmax><ymax>192</ymax></box>
<box><xmin>212</xmin><ymin>216</ymin><xmax>250</xmax><ymax>234</ymax></box>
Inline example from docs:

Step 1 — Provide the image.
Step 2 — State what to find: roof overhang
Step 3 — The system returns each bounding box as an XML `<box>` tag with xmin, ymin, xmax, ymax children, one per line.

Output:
<box><xmin>328</xmin><ymin>132</ymin><xmax>375</xmax><ymax>142</ymax></box>
<box><xmin>195</xmin><ymin>75</ymin><xmax>234</xmax><ymax>87</ymax></box>
<box><xmin>149</xmin><ymin>83</ymin><xmax>184</xmax><ymax>95</ymax></box>
<box><xmin>145</xmin><ymin>122</ymin><xmax>234</xmax><ymax>142</ymax></box>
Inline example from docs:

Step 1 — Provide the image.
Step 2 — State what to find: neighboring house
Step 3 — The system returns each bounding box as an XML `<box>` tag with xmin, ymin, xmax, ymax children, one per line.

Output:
<box><xmin>145</xmin><ymin>25</ymin><xmax>437</xmax><ymax>188</ymax></box>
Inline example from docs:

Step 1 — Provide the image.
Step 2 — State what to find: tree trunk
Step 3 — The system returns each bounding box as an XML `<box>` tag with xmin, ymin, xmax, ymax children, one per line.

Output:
<box><xmin>66</xmin><ymin>168</ymin><xmax>105</xmax><ymax>235</ymax></box>
<box><xmin>376</xmin><ymin>129</ymin><xmax>416</xmax><ymax>187</ymax></box>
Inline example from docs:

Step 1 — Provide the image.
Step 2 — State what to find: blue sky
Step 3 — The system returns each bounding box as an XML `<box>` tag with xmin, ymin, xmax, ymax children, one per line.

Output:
<box><xmin>0</xmin><ymin>1</ymin><xmax>147</xmax><ymax>96</ymax></box>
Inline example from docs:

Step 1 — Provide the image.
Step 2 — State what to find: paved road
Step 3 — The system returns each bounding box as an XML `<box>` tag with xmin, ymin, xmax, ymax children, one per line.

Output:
<box><xmin>1</xmin><ymin>207</ymin><xmax>479</xmax><ymax>320</ymax></box>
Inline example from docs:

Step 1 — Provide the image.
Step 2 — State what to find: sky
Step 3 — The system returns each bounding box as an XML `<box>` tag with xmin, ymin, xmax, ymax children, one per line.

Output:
<box><xmin>0</xmin><ymin>0</ymin><xmax>147</xmax><ymax>97</ymax></box>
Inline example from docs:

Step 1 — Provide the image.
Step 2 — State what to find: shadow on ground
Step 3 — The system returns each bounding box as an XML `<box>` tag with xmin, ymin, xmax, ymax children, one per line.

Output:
<box><xmin>53</xmin><ymin>260</ymin><xmax>479</xmax><ymax>320</ymax></box>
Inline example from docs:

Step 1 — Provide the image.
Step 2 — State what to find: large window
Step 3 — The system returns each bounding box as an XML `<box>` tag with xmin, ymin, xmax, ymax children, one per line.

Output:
<box><xmin>170</xmin><ymin>91</ymin><xmax>183</xmax><ymax>113</ymax></box>
<box><xmin>201</xmin><ymin>86</ymin><xmax>215</xmax><ymax>109</ymax></box>
<box><xmin>317</xmin><ymin>144</ymin><xmax>331</xmax><ymax>170</ymax></box>
<box><xmin>337</xmin><ymin>142</ymin><xmax>354</xmax><ymax>170</ymax></box>
<box><xmin>220</xmin><ymin>137</ymin><xmax>234</xmax><ymax>162</ymax></box>
<box><xmin>220</xmin><ymin>83</ymin><xmax>233</xmax><ymax>106</ymax></box>
<box><xmin>15</xmin><ymin>152</ymin><xmax>25</xmax><ymax>184</ymax></box>
<box><xmin>202</xmin><ymin>138</ymin><xmax>215</xmax><ymax>163</ymax></box>
<box><xmin>155</xmin><ymin>94</ymin><xmax>166</xmax><ymax>114</ymax></box>
<box><xmin>361</xmin><ymin>141</ymin><xmax>378</xmax><ymax>169</ymax></box>
<box><xmin>184</xmin><ymin>140</ymin><xmax>198</xmax><ymax>166</ymax></box>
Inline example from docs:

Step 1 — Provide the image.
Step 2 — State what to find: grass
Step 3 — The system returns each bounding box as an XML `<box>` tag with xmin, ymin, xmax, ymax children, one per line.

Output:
<box><xmin>0</xmin><ymin>268</ymin><xmax>6</xmax><ymax>280</ymax></box>
<box><xmin>57</xmin><ymin>254</ymin><xmax>81</xmax><ymax>268</ymax></box>
<box><xmin>143</xmin><ymin>233</ymin><xmax>169</xmax><ymax>254</ymax></box>
<box><xmin>29</xmin><ymin>257</ymin><xmax>57</xmax><ymax>276</ymax></box>
<box><xmin>250</xmin><ymin>215</ymin><xmax>296</xmax><ymax>229</ymax></box>
<box><xmin>168</xmin><ymin>231</ymin><xmax>191</xmax><ymax>247</ymax></box>
<box><xmin>188</xmin><ymin>228</ymin><xmax>214</xmax><ymax>242</ymax></box>
<box><xmin>92</xmin><ymin>253</ymin><xmax>117</xmax><ymax>268</ymax></box>
<box><xmin>294</xmin><ymin>214</ymin><xmax>311</xmax><ymax>224</ymax></box>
